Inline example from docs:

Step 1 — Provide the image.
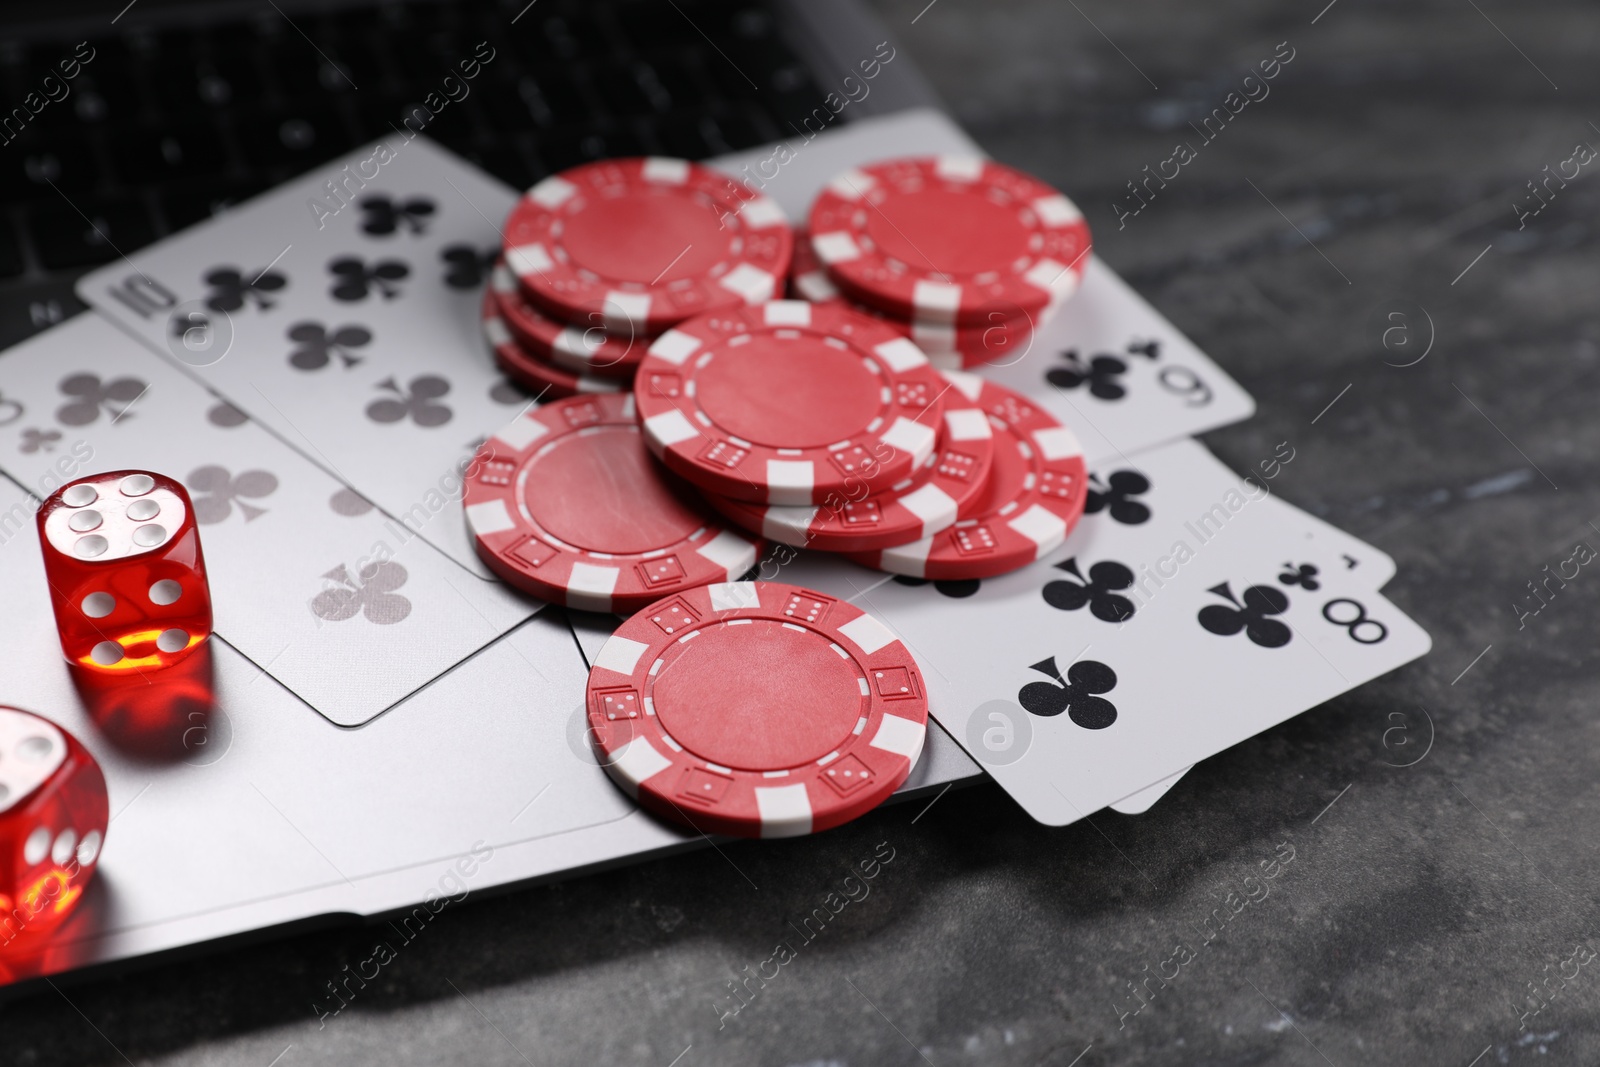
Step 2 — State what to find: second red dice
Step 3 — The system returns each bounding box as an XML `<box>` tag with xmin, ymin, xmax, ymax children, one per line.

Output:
<box><xmin>37</xmin><ymin>470</ymin><xmax>213</xmax><ymax>672</ymax></box>
<box><xmin>0</xmin><ymin>706</ymin><xmax>109</xmax><ymax>951</ymax></box>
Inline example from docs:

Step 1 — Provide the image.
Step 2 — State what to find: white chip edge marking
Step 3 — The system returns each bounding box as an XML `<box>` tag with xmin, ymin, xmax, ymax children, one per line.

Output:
<box><xmin>719</xmin><ymin>263</ymin><xmax>777</xmax><ymax>304</ymax></box>
<box><xmin>612</xmin><ymin>737</ymin><xmax>673</xmax><ymax>791</ymax></box>
<box><xmin>594</xmin><ymin>634</ymin><xmax>650</xmax><ymax>676</ymax></box>
<box><xmin>837</xmin><ymin>612</ymin><xmax>897</xmax><ymax>655</ymax></box>
<box><xmin>696</xmin><ymin>530</ymin><xmax>758</xmax><ymax>577</ymax></box>
<box><xmin>643</xmin><ymin>157</ymin><xmax>690</xmax><ymax>183</ymax></box>
<box><xmin>873</xmin><ymin>336</ymin><xmax>929</xmax><ymax>372</ymax></box>
<box><xmin>492</xmin><ymin>414</ymin><xmax>550</xmax><ymax>451</ymax></box>
<box><xmin>1009</xmin><ymin>504</ymin><xmax>1069</xmax><ymax>554</ymax></box>
<box><xmin>566</xmin><ymin>562</ymin><xmax>621</xmax><ymax>612</ymax></box>
<box><xmin>644</xmin><ymin>409</ymin><xmax>700</xmax><ymax>448</ymax></box>
<box><xmin>879</xmin><ymin>417</ymin><xmax>937</xmax><ymax>466</ymax></box>
<box><xmin>1034</xmin><ymin>194</ymin><xmax>1083</xmax><ymax>226</ymax></box>
<box><xmin>528</xmin><ymin>176</ymin><xmax>576</xmax><ymax>208</ymax></box>
<box><xmin>760</xmin><ymin>505</ymin><xmax>819</xmax><ymax>545</ymax></box>
<box><xmin>506</xmin><ymin>243</ymin><xmax>554</xmax><ymax>278</ymax></box>
<box><xmin>899</xmin><ymin>483</ymin><xmax>957</xmax><ymax>532</ymax></box>
<box><xmin>795</xmin><ymin>271</ymin><xmax>839</xmax><ymax>303</ymax></box>
<box><xmin>763</xmin><ymin>300</ymin><xmax>812</xmax><ymax>326</ymax></box>
<box><xmin>740</xmin><ymin>196</ymin><xmax>787</xmax><ymax>228</ymax></box>
<box><xmin>709</xmin><ymin>582</ymin><xmax>760</xmax><ymax>612</ymax></box>
<box><xmin>554</xmin><ymin>325</ymin><xmax>602</xmax><ymax>358</ymax></box>
<box><xmin>935</xmin><ymin>156</ymin><xmax>985</xmax><ymax>181</ymax></box>
<box><xmin>648</xmin><ymin>329</ymin><xmax>702</xmax><ymax>366</ymax></box>
<box><xmin>812</xmin><ymin>231</ymin><xmax>860</xmax><ymax>265</ymax></box>
<box><xmin>464</xmin><ymin>499</ymin><xmax>516</xmax><ymax>537</ymax></box>
<box><xmin>1024</xmin><ymin>258</ymin><xmax>1075</xmax><ymax>298</ymax></box>
<box><xmin>826</xmin><ymin>168</ymin><xmax>872</xmax><ymax>199</ymax></box>
<box><xmin>939</xmin><ymin>368</ymin><xmax>985</xmax><ymax>401</ymax></box>
<box><xmin>912</xmin><ymin>280</ymin><xmax>962</xmax><ymax>321</ymax></box>
<box><xmin>944</xmin><ymin>407</ymin><xmax>993</xmax><ymax>442</ymax></box>
<box><xmin>603</xmin><ymin>291</ymin><xmax>652</xmax><ymax>331</ymax></box>
<box><xmin>484</xmin><ymin>316</ymin><xmax>512</xmax><ymax>347</ymax></box>
<box><xmin>756</xmin><ymin>783</ymin><xmax>813</xmax><ymax>838</ymax></box>
<box><xmin>1032</xmin><ymin>425</ymin><xmax>1085</xmax><ymax>461</ymax></box>
<box><xmin>765</xmin><ymin>460</ymin><xmax>816</xmax><ymax>505</ymax></box>
<box><xmin>879</xmin><ymin>535</ymin><xmax>933</xmax><ymax>576</ymax></box>
<box><xmin>870</xmin><ymin>713</ymin><xmax>927</xmax><ymax>761</ymax></box>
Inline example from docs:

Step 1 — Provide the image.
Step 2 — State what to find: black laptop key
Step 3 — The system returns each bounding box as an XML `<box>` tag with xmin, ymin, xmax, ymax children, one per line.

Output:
<box><xmin>0</xmin><ymin>219</ymin><xmax>22</xmax><ymax>279</ymax></box>
<box><xmin>708</xmin><ymin>108</ymin><xmax>768</xmax><ymax>151</ymax></box>
<box><xmin>112</xmin><ymin>123</ymin><xmax>226</xmax><ymax>186</ymax></box>
<box><xmin>237</xmin><ymin>107</ymin><xmax>348</xmax><ymax>171</ymax></box>
<box><xmin>614</xmin><ymin>1</ymin><xmax>704</xmax><ymax>49</ymax></box>
<box><xmin>594</xmin><ymin>62</ymin><xmax>658</xmax><ymax>118</ymax></box>
<box><xmin>159</xmin><ymin>179</ymin><xmax>269</xmax><ymax>232</ymax></box>
<box><xmin>454</xmin><ymin>143</ymin><xmax>535</xmax><ymax>191</ymax></box>
<box><xmin>0</xmin><ymin>135</ymin><xmax>102</xmax><ymax>198</ymax></box>
<box><xmin>660</xmin><ymin>113</ymin><xmax>733</xmax><ymax>160</ymax></box>
<box><xmin>520</xmin><ymin>69</ymin><xmax>592</xmax><ymax>127</ymax></box>
<box><xmin>0</xmin><ymin>280</ymin><xmax>86</xmax><ymax>351</ymax></box>
<box><xmin>28</xmin><ymin>196</ymin><xmax>158</xmax><ymax>270</ymax></box>
<box><xmin>648</xmin><ymin>58</ymin><xmax>710</xmax><ymax>111</ymax></box>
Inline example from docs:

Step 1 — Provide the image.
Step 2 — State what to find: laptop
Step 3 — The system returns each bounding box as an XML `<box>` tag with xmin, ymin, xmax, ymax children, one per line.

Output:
<box><xmin>0</xmin><ymin>0</ymin><xmax>997</xmax><ymax>989</ymax></box>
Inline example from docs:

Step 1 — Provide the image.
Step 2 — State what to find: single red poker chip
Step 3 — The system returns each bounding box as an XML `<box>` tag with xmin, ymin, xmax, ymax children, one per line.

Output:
<box><xmin>490</xmin><ymin>260</ymin><xmax>651</xmax><ymax>379</ymax></box>
<box><xmin>846</xmin><ymin>377</ymin><xmax>1089</xmax><ymax>579</ymax></box>
<box><xmin>789</xmin><ymin>228</ymin><xmax>1043</xmax><ymax>370</ymax></box>
<box><xmin>482</xmin><ymin>290</ymin><xmax>624</xmax><ymax>400</ymax></box>
<box><xmin>897</xmin><ymin>310</ymin><xmax>1041</xmax><ymax>371</ymax></box>
<box><xmin>635</xmin><ymin>301</ymin><xmax>947</xmax><ymax>506</ymax></box>
<box><xmin>586</xmin><ymin>580</ymin><xmax>927</xmax><ymax>838</ymax></box>
<box><xmin>504</xmin><ymin>157</ymin><xmax>792</xmax><ymax>334</ymax></box>
<box><xmin>463</xmin><ymin>393</ymin><xmax>763</xmax><ymax>614</ymax></box>
<box><xmin>700</xmin><ymin>371</ymin><xmax>997</xmax><ymax>552</ymax></box>
<box><xmin>808</xmin><ymin>156</ymin><xmax>1091</xmax><ymax>325</ymax></box>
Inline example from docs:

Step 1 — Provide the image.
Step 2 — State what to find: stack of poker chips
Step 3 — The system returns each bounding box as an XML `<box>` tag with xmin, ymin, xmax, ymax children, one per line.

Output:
<box><xmin>471</xmin><ymin>154</ymin><xmax>1093</xmax><ymax>839</ymax></box>
<box><xmin>484</xmin><ymin>156</ymin><xmax>792</xmax><ymax>398</ymax></box>
<box><xmin>793</xmin><ymin>157</ymin><xmax>1091</xmax><ymax>371</ymax></box>
<box><xmin>476</xmin><ymin>154</ymin><xmax>1096</xmax><ymax>593</ymax></box>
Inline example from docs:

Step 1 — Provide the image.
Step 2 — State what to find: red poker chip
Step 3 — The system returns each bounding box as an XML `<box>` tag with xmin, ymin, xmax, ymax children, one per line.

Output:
<box><xmin>490</xmin><ymin>260</ymin><xmax>650</xmax><ymax>379</ymax></box>
<box><xmin>463</xmin><ymin>393</ymin><xmax>763</xmax><ymax>614</ymax></box>
<box><xmin>586</xmin><ymin>580</ymin><xmax>927</xmax><ymax>838</ymax></box>
<box><xmin>788</xmin><ymin>228</ymin><xmax>1042</xmax><ymax>370</ymax></box>
<box><xmin>808</xmin><ymin>156</ymin><xmax>1091</xmax><ymax>325</ymax></box>
<box><xmin>504</xmin><ymin>157</ymin><xmax>792</xmax><ymax>334</ymax></box>
<box><xmin>846</xmin><ymin>377</ymin><xmax>1089</xmax><ymax>579</ymax></box>
<box><xmin>482</xmin><ymin>290</ymin><xmax>624</xmax><ymax>400</ymax></box>
<box><xmin>898</xmin><ymin>310</ymin><xmax>1041</xmax><ymax>371</ymax></box>
<box><xmin>635</xmin><ymin>301</ymin><xmax>946</xmax><ymax>506</ymax></box>
<box><xmin>700</xmin><ymin>371</ymin><xmax>997</xmax><ymax>552</ymax></box>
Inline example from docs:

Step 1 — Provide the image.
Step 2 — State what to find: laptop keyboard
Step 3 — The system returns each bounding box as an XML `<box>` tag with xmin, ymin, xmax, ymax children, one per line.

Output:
<box><xmin>0</xmin><ymin>0</ymin><xmax>824</xmax><ymax>349</ymax></box>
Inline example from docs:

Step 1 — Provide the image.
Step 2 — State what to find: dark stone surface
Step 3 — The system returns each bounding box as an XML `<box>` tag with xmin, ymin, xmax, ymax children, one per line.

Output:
<box><xmin>10</xmin><ymin>1</ymin><xmax>1600</xmax><ymax>1063</ymax></box>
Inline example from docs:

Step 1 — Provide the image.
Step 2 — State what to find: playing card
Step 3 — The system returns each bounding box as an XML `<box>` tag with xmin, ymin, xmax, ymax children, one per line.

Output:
<box><xmin>1097</xmin><ymin>498</ymin><xmax>1396</xmax><ymax>816</ymax></box>
<box><xmin>855</xmin><ymin>438</ymin><xmax>1430</xmax><ymax>825</ymax></box>
<box><xmin>710</xmin><ymin>109</ymin><xmax>1257</xmax><ymax>460</ymax></box>
<box><xmin>974</xmin><ymin>258</ymin><xmax>1257</xmax><ymax>463</ymax></box>
<box><xmin>76</xmin><ymin>135</ymin><xmax>520</xmax><ymax>580</ymax></box>
<box><xmin>0</xmin><ymin>312</ymin><xmax>537</xmax><ymax>727</ymax></box>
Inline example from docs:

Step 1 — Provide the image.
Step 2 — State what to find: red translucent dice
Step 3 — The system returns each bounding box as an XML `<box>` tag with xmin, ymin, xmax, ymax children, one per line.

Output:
<box><xmin>37</xmin><ymin>470</ymin><xmax>213</xmax><ymax>672</ymax></box>
<box><xmin>0</xmin><ymin>707</ymin><xmax>108</xmax><ymax>949</ymax></box>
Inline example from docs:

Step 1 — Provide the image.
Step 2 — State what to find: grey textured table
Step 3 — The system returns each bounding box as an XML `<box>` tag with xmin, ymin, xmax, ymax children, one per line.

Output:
<box><xmin>14</xmin><ymin>1</ymin><xmax>1596</xmax><ymax>1063</ymax></box>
